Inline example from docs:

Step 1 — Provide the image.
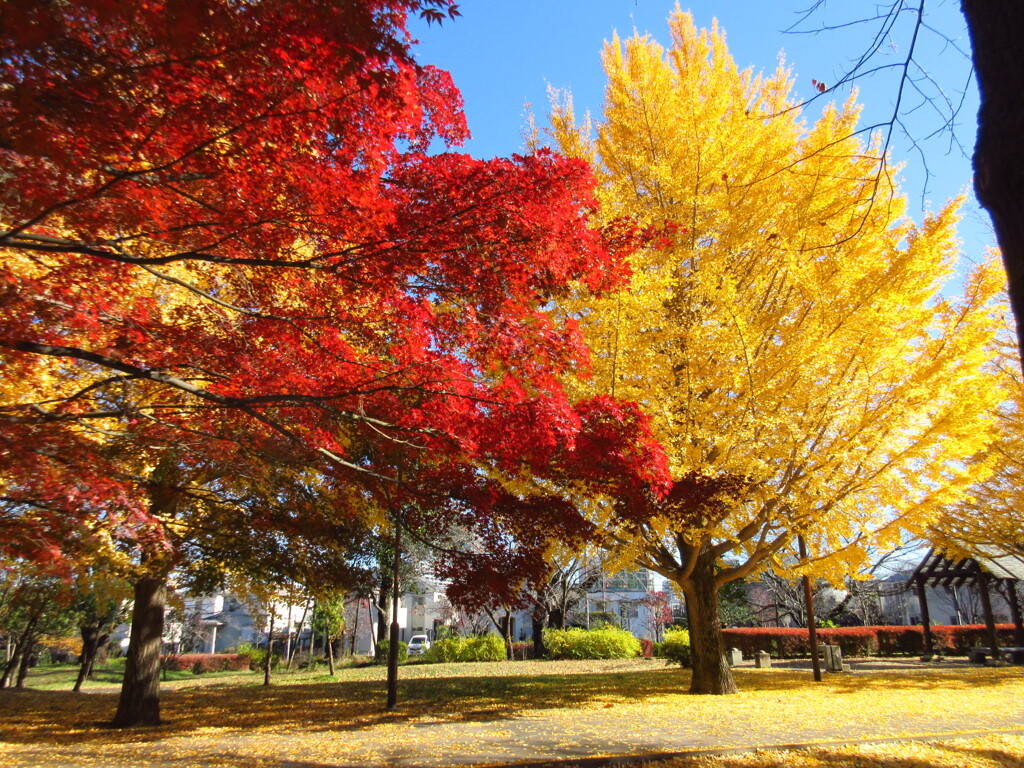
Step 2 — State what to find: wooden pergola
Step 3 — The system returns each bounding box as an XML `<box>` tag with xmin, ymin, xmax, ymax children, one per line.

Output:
<box><xmin>909</xmin><ymin>548</ymin><xmax>1024</xmax><ymax>660</ymax></box>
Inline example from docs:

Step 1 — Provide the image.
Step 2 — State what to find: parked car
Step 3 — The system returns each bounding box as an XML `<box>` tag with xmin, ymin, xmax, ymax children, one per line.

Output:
<box><xmin>407</xmin><ymin>634</ymin><xmax>431</xmax><ymax>655</ymax></box>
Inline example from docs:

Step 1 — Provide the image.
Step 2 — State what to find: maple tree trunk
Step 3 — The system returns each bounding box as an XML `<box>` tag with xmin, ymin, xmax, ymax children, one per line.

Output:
<box><xmin>327</xmin><ymin>635</ymin><xmax>336</xmax><ymax>676</ymax></box>
<box><xmin>287</xmin><ymin>599</ymin><xmax>310</xmax><ymax>670</ymax></box>
<box><xmin>264</xmin><ymin>612</ymin><xmax>275</xmax><ymax>687</ymax></box>
<box><xmin>1</xmin><ymin>615</ymin><xmax>39</xmax><ymax>689</ymax></box>
<box><xmin>15</xmin><ymin>629</ymin><xmax>36</xmax><ymax>688</ymax></box>
<box><xmin>550</xmin><ymin>607</ymin><xmax>566</xmax><ymax>630</ymax></box>
<box><xmin>113</xmin><ymin>576</ymin><xmax>166</xmax><ymax>727</ymax></box>
<box><xmin>963</xmin><ymin>0</ymin><xmax>1024</xmax><ymax>364</ymax></box>
<box><xmin>75</xmin><ymin>625</ymin><xmax>102</xmax><ymax>692</ymax></box>
<box><xmin>503</xmin><ymin>611</ymin><xmax>514</xmax><ymax>660</ymax></box>
<box><xmin>681</xmin><ymin>546</ymin><xmax>738</xmax><ymax>695</ymax></box>
<box><xmin>531</xmin><ymin>614</ymin><xmax>546</xmax><ymax>659</ymax></box>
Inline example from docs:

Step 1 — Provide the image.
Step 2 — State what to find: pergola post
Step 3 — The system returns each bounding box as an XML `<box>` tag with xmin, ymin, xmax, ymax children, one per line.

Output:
<box><xmin>1005</xmin><ymin>579</ymin><xmax>1024</xmax><ymax>646</ymax></box>
<box><xmin>915</xmin><ymin>578</ymin><xmax>934</xmax><ymax>658</ymax></box>
<box><xmin>978</xmin><ymin>572</ymin><xmax>1002</xmax><ymax>663</ymax></box>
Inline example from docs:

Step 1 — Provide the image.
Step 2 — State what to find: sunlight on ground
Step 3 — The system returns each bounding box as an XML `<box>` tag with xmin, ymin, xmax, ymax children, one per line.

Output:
<box><xmin>644</xmin><ymin>735</ymin><xmax>1024</xmax><ymax>768</ymax></box>
<box><xmin>1</xmin><ymin>660</ymin><xmax>1022</xmax><ymax>767</ymax></box>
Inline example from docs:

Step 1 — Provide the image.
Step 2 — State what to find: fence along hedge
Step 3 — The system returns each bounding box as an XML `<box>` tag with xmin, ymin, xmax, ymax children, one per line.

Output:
<box><xmin>722</xmin><ymin>624</ymin><xmax>1019</xmax><ymax>658</ymax></box>
<box><xmin>160</xmin><ymin>653</ymin><xmax>251</xmax><ymax>672</ymax></box>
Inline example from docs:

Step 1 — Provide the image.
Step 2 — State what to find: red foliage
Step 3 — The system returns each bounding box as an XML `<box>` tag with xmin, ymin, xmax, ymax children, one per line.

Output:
<box><xmin>0</xmin><ymin>0</ymin><xmax>670</xmax><ymax>586</ymax></box>
<box><xmin>722</xmin><ymin>624</ymin><xmax>1020</xmax><ymax>658</ymax></box>
<box><xmin>639</xmin><ymin>638</ymin><xmax>655</xmax><ymax>659</ymax></box>
<box><xmin>162</xmin><ymin>653</ymin><xmax>250</xmax><ymax>673</ymax></box>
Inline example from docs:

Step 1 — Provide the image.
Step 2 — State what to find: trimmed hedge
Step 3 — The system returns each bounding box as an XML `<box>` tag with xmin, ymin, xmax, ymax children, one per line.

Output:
<box><xmin>161</xmin><ymin>653</ymin><xmax>250</xmax><ymax>673</ymax></box>
<box><xmin>375</xmin><ymin>640</ymin><xmax>408</xmax><ymax>664</ymax></box>
<box><xmin>543</xmin><ymin>627</ymin><xmax>641</xmax><ymax>660</ymax></box>
<box><xmin>661</xmin><ymin>629</ymin><xmax>692</xmax><ymax>667</ymax></box>
<box><xmin>422</xmin><ymin>634</ymin><xmax>506</xmax><ymax>663</ymax></box>
<box><xmin>721</xmin><ymin>624</ymin><xmax>1019</xmax><ymax>658</ymax></box>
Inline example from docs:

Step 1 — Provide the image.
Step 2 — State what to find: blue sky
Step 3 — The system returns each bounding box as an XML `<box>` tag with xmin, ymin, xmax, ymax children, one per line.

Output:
<box><xmin>409</xmin><ymin>1</ymin><xmax>994</xmax><ymax>264</ymax></box>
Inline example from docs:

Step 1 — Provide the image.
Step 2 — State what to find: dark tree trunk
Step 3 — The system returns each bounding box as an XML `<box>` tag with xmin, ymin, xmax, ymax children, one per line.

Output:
<box><xmin>502</xmin><ymin>611</ymin><xmax>514</xmax><ymax>660</ymax></box>
<box><xmin>978</xmin><ymin>574</ymin><xmax>1002</xmax><ymax>663</ymax></box>
<box><xmin>531</xmin><ymin>614</ymin><xmax>546</xmax><ymax>659</ymax></box>
<box><xmin>963</xmin><ymin>1</ymin><xmax>1024</xmax><ymax>362</ymax></box>
<box><xmin>112</xmin><ymin>577</ymin><xmax>167</xmax><ymax>727</ymax></box>
<box><xmin>549</xmin><ymin>608</ymin><xmax>565</xmax><ymax>630</ymax></box>
<box><xmin>375</xmin><ymin>574</ymin><xmax>390</xmax><ymax>647</ymax></box>
<box><xmin>15</xmin><ymin>629</ymin><xmax>36</xmax><ymax>688</ymax></box>
<box><xmin>264</xmin><ymin>612</ymin><xmax>275</xmax><ymax>686</ymax></box>
<box><xmin>680</xmin><ymin>545</ymin><xmax>738</xmax><ymax>695</ymax></box>
<box><xmin>1</xmin><ymin>616</ymin><xmax>39</xmax><ymax>688</ymax></box>
<box><xmin>74</xmin><ymin>625</ymin><xmax>102</xmax><ymax>692</ymax></box>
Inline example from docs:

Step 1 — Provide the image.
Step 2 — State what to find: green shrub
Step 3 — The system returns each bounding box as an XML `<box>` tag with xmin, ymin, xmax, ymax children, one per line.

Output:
<box><xmin>422</xmin><ymin>636</ymin><xmax>463</xmax><ymax>663</ymax></box>
<box><xmin>652</xmin><ymin>641</ymin><xmax>664</xmax><ymax>658</ymax></box>
<box><xmin>235</xmin><ymin>642</ymin><xmax>266</xmax><ymax>670</ymax></box>
<box><xmin>422</xmin><ymin>634</ymin><xmax>507</xmax><ymax>663</ymax></box>
<box><xmin>375</xmin><ymin>640</ymin><xmax>408</xmax><ymax>664</ymax></box>
<box><xmin>543</xmin><ymin>627</ymin><xmax>641</xmax><ymax>660</ymax></box>
<box><xmin>662</xmin><ymin>629</ymin><xmax>691</xmax><ymax>667</ymax></box>
<box><xmin>463</xmin><ymin>634</ymin><xmax>506</xmax><ymax>662</ymax></box>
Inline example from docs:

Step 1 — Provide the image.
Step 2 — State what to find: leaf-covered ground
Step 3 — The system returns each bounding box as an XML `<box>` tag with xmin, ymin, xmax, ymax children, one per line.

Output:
<box><xmin>1</xmin><ymin>659</ymin><xmax>1022</xmax><ymax>767</ymax></box>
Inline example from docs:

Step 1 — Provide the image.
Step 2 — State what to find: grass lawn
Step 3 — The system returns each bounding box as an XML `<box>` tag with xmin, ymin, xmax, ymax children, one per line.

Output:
<box><xmin>1</xmin><ymin>658</ymin><xmax>1023</xmax><ymax>767</ymax></box>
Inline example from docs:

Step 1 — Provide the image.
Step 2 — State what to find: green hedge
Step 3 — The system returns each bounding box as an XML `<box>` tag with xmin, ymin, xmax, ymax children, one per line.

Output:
<box><xmin>661</xmin><ymin>629</ymin><xmax>691</xmax><ymax>667</ymax></box>
<box><xmin>422</xmin><ymin>634</ymin><xmax>506</xmax><ymax>663</ymax></box>
<box><xmin>375</xmin><ymin>639</ymin><xmax>408</xmax><ymax>664</ymax></box>
<box><xmin>542</xmin><ymin>627</ymin><xmax>641</xmax><ymax>660</ymax></box>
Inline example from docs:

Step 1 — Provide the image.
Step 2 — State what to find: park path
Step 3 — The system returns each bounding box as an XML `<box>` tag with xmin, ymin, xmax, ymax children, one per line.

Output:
<box><xmin>3</xmin><ymin>659</ymin><xmax>1024</xmax><ymax>767</ymax></box>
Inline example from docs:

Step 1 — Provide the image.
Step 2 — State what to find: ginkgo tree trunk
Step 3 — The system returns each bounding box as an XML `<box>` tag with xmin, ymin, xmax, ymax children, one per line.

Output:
<box><xmin>547</xmin><ymin>11</ymin><xmax>1005</xmax><ymax>694</ymax></box>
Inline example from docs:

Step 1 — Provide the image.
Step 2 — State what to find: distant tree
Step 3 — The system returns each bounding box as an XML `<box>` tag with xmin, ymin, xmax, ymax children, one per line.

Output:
<box><xmin>312</xmin><ymin>594</ymin><xmax>347</xmax><ymax>675</ymax></box>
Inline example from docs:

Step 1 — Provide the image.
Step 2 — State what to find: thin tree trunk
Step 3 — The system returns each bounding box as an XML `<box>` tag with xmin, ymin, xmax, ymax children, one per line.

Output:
<box><xmin>327</xmin><ymin>635</ymin><xmax>336</xmax><ymax>675</ymax></box>
<box><xmin>503</xmin><ymin>610</ymin><xmax>514</xmax><ymax>660</ymax></box>
<box><xmin>531</xmin><ymin>613</ymin><xmax>546</xmax><ymax>659</ymax></box>
<box><xmin>680</xmin><ymin>545</ymin><xmax>738</xmax><ymax>695</ymax></box>
<box><xmin>0</xmin><ymin>616</ymin><xmax>38</xmax><ymax>688</ymax></box>
<box><xmin>112</xmin><ymin>576</ymin><xmax>167</xmax><ymax>727</ymax></box>
<box><xmin>386</xmin><ymin>517</ymin><xmax>402</xmax><ymax>711</ymax></box>
<box><xmin>263</xmin><ymin>611</ymin><xmax>275</xmax><ymax>686</ymax></box>
<box><xmin>350</xmin><ymin>598</ymin><xmax>360</xmax><ymax>657</ymax></box>
<box><xmin>74</xmin><ymin>625</ymin><xmax>101</xmax><ymax>692</ymax></box>
<box><xmin>15</xmin><ymin>628</ymin><xmax>37</xmax><ymax>688</ymax></box>
<box><xmin>286</xmin><ymin>598</ymin><xmax>310</xmax><ymax>670</ymax></box>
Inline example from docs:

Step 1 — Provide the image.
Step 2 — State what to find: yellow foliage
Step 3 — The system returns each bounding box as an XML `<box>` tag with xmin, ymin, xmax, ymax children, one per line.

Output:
<box><xmin>548</xmin><ymin>11</ymin><xmax>1005</xmax><ymax>587</ymax></box>
<box><xmin>931</xmin><ymin>328</ymin><xmax>1024</xmax><ymax>561</ymax></box>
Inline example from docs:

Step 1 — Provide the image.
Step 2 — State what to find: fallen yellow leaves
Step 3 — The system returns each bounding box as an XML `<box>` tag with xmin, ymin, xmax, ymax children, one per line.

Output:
<box><xmin>643</xmin><ymin>734</ymin><xmax>1024</xmax><ymax>768</ymax></box>
<box><xmin>1</xmin><ymin>660</ymin><xmax>1022</xmax><ymax>767</ymax></box>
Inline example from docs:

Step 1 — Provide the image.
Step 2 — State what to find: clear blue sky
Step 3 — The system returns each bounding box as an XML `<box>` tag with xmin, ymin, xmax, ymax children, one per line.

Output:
<box><xmin>409</xmin><ymin>1</ymin><xmax>994</xmax><ymax>265</ymax></box>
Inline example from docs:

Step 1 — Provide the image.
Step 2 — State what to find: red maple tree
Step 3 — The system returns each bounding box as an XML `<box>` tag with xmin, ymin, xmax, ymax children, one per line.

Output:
<box><xmin>1</xmin><ymin>0</ymin><xmax>669</xmax><ymax>726</ymax></box>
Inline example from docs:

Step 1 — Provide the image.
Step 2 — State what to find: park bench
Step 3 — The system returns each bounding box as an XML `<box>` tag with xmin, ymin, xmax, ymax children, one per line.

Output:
<box><xmin>968</xmin><ymin>646</ymin><xmax>1024</xmax><ymax>664</ymax></box>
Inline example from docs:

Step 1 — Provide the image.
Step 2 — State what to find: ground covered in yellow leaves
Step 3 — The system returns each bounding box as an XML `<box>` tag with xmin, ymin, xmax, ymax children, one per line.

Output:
<box><xmin>1</xmin><ymin>659</ymin><xmax>1022</xmax><ymax>767</ymax></box>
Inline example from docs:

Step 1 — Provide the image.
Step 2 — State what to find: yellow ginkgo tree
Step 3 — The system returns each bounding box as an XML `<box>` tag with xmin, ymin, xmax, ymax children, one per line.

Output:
<box><xmin>931</xmin><ymin>334</ymin><xmax>1024</xmax><ymax>563</ymax></box>
<box><xmin>546</xmin><ymin>10</ymin><xmax>1006</xmax><ymax>694</ymax></box>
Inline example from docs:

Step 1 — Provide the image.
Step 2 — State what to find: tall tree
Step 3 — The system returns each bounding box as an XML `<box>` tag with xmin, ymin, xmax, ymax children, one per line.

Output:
<box><xmin>547</xmin><ymin>11</ymin><xmax>1004</xmax><ymax>694</ymax></box>
<box><xmin>1</xmin><ymin>0</ymin><xmax>668</xmax><ymax>724</ymax></box>
<box><xmin>931</xmin><ymin>336</ymin><xmax>1024</xmax><ymax>560</ymax></box>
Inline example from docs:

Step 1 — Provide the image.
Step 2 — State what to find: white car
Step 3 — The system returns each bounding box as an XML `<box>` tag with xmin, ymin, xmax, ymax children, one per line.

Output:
<box><xmin>407</xmin><ymin>634</ymin><xmax>431</xmax><ymax>655</ymax></box>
